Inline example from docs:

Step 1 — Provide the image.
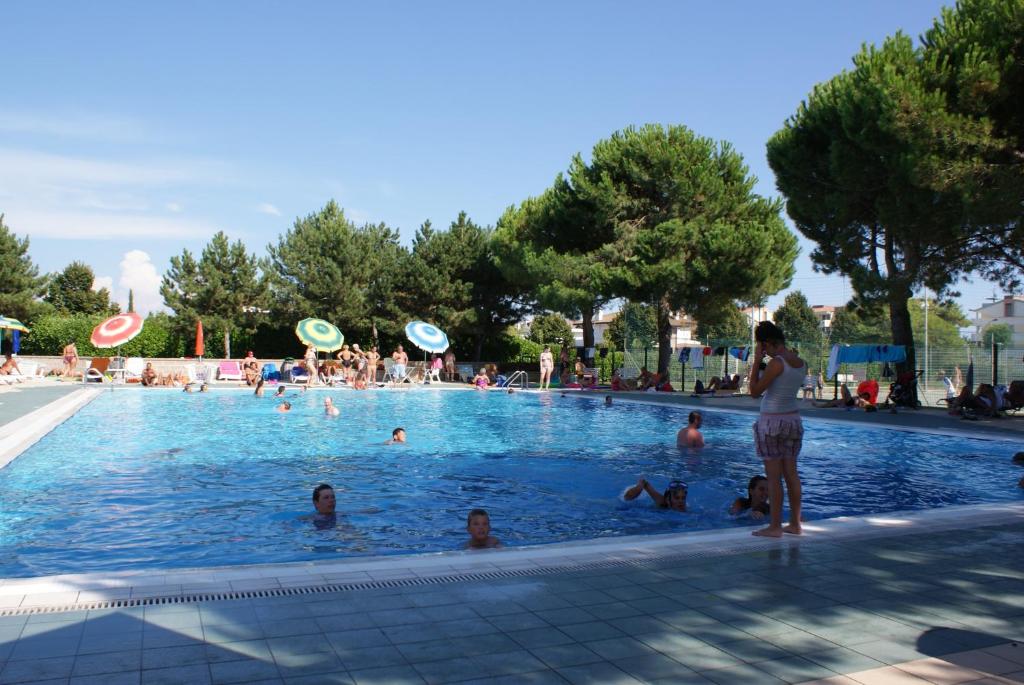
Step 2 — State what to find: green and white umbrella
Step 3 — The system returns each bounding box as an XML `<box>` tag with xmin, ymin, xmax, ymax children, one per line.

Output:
<box><xmin>0</xmin><ymin>316</ymin><xmax>29</xmax><ymax>333</ymax></box>
<box><xmin>295</xmin><ymin>318</ymin><xmax>344</xmax><ymax>352</ymax></box>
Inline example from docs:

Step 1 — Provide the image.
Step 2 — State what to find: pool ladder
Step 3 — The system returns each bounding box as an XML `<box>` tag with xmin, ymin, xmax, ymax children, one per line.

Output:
<box><xmin>504</xmin><ymin>370</ymin><xmax>530</xmax><ymax>390</ymax></box>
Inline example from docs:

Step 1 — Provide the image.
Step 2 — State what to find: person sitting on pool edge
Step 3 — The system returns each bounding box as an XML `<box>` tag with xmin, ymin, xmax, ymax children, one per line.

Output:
<box><xmin>465</xmin><ymin>508</ymin><xmax>501</xmax><ymax>549</ymax></box>
<box><xmin>386</xmin><ymin>427</ymin><xmax>406</xmax><ymax>444</ymax></box>
<box><xmin>676</xmin><ymin>411</ymin><xmax>705</xmax><ymax>448</ymax></box>
<box><xmin>472</xmin><ymin>368</ymin><xmax>489</xmax><ymax>389</ymax></box>
<box><xmin>313</xmin><ymin>483</ymin><xmax>336</xmax><ymax>515</ymax></box>
<box><xmin>730</xmin><ymin>475</ymin><xmax>770</xmax><ymax>520</ymax></box>
<box><xmin>623</xmin><ymin>477</ymin><xmax>688</xmax><ymax>512</ymax></box>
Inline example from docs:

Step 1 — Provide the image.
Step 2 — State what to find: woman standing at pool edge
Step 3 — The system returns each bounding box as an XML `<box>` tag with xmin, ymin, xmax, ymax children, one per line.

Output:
<box><xmin>539</xmin><ymin>346</ymin><xmax>554</xmax><ymax>389</ymax></box>
<box><xmin>748</xmin><ymin>321</ymin><xmax>804</xmax><ymax>537</ymax></box>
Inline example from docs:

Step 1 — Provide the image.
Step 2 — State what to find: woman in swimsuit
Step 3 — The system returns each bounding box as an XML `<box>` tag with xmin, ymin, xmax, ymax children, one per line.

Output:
<box><xmin>62</xmin><ymin>342</ymin><xmax>79</xmax><ymax>378</ymax></box>
<box><xmin>539</xmin><ymin>346</ymin><xmax>554</xmax><ymax>390</ymax></box>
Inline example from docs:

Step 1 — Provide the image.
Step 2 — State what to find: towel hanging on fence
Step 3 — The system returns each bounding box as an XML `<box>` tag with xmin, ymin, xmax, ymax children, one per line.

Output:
<box><xmin>827</xmin><ymin>344</ymin><xmax>907</xmax><ymax>379</ymax></box>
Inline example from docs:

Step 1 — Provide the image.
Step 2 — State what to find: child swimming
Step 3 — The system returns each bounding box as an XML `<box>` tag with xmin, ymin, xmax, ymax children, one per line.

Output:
<box><xmin>622</xmin><ymin>478</ymin><xmax>688</xmax><ymax>512</ymax></box>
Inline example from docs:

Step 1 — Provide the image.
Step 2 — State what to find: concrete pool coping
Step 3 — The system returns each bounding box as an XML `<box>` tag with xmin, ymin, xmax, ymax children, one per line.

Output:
<box><xmin>1</xmin><ymin>501</ymin><xmax>1022</xmax><ymax>613</ymax></box>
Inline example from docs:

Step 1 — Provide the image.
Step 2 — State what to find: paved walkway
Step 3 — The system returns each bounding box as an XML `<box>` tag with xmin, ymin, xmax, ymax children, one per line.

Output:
<box><xmin>0</xmin><ymin>385</ymin><xmax>79</xmax><ymax>430</ymax></box>
<box><xmin>2</xmin><ymin>519</ymin><xmax>1023</xmax><ymax>684</ymax></box>
<box><xmin>592</xmin><ymin>390</ymin><xmax>1024</xmax><ymax>440</ymax></box>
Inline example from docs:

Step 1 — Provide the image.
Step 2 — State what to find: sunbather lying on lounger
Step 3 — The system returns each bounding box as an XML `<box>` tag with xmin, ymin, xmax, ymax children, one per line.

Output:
<box><xmin>948</xmin><ymin>383</ymin><xmax>1001</xmax><ymax>418</ymax></box>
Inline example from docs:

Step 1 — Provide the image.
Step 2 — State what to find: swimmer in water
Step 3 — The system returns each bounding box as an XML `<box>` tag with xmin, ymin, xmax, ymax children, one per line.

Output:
<box><xmin>277</xmin><ymin>401</ymin><xmax>291</xmax><ymax>413</ymax></box>
<box><xmin>324</xmin><ymin>397</ymin><xmax>340</xmax><ymax>416</ymax></box>
<box><xmin>274</xmin><ymin>386</ymin><xmax>286</xmax><ymax>397</ymax></box>
<box><xmin>623</xmin><ymin>478</ymin><xmax>688</xmax><ymax>512</ymax></box>
<box><xmin>386</xmin><ymin>427</ymin><xmax>406</xmax><ymax>444</ymax></box>
<box><xmin>605</xmin><ymin>396</ymin><xmax>613</xmax><ymax>406</ymax></box>
<box><xmin>254</xmin><ymin>379</ymin><xmax>265</xmax><ymax>397</ymax></box>
<box><xmin>676</xmin><ymin>411</ymin><xmax>705</xmax><ymax>448</ymax></box>
<box><xmin>465</xmin><ymin>508</ymin><xmax>502</xmax><ymax>549</ymax></box>
<box><xmin>730</xmin><ymin>475</ymin><xmax>770</xmax><ymax>520</ymax></box>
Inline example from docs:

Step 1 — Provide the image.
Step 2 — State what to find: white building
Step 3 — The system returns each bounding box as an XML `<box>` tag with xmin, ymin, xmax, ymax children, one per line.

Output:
<box><xmin>972</xmin><ymin>295</ymin><xmax>1024</xmax><ymax>346</ymax></box>
<box><xmin>811</xmin><ymin>305</ymin><xmax>839</xmax><ymax>330</ymax></box>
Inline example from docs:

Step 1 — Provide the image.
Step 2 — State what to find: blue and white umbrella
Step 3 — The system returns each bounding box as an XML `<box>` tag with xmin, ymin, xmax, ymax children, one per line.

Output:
<box><xmin>405</xmin><ymin>321</ymin><xmax>449</xmax><ymax>354</ymax></box>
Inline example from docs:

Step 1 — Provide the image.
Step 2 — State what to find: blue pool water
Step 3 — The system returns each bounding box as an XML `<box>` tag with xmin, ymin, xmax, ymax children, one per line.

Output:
<box><xmin>0</xmin><ymin>389</ymin><xmax>1020</xmax><ymax>577</ymax></box>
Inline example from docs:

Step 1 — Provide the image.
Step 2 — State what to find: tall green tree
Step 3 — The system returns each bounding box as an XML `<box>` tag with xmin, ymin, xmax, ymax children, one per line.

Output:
<box><xmin>128</xmin><ymin>289</ymin><xmax>134</xmax><ymax>313</ymax></box>
<box><xmin>768</xmin><ymin>0</ymin><xmax>1024</xmax><ymax>386</ymax></box>
<box><xmin>606</xmin><ymin>302</ymin><xmax>658</xmax><ymax>350</ymax></box>
<box><xmin>403</xmin><ymin>212</ymin><xmax>533</xmax><ymax>360</ymax></box>
<box><xmin>528</xmin><ymin>313</ymin><xmax>573</xmax><ymax>347</ymax></box>
<box><xmin>196</xmin><ymin>232</ymin><xmax>267</xmax><ymax>358</ymax></box>
<box><xmin>266</xmin><ymin>201</ymin><xmax>408</xmax><ymax>349</ymax></box>
<box><xmin>44</xmin><ymin>261</ymin><xmax>119</xmax><ymax>315</ymax></box>
<box><xmin>773</xmin><ymin>291</ymin><xmax>821</xmax><ymax>345</ymax></box>
<box><xmin>570</xmin><ymin>124</ymin><xmax>797</xmax><ymax>376</ymax></box>
<box><xmin>982</xmin><ymin>323</ymin><xmax>1013</xmax><ymax>346</ymax></box>
<box><xmin>911</xmin><ymin>0</ymin><xmax>1024</xmax><ymax>276</ymax></box>
<box><xmin>494</xmin><ymin>178</ymin><xmax>614</xmax><ymax>351</ymax></box>
<box><xmin>695</xmin><ymin>304</ymin><xmax>750</xmax><ymax>342</ymax></box>
<box><xmin>0</xmin><ymin>214</ymin><xmax>48</xmax><ymax>322</ymax></box>
<box><xmin>162</xmin><ymin>232</ymin><xmax>267</xmax><ymax>358</ymax></box>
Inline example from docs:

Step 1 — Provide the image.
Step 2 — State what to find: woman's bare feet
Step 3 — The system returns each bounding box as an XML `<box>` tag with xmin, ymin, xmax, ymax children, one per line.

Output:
<box><xmin>752</xmin><ymin>526</ymin><xmax>783</xmax><ymax>538</ymax></box>
<box><xmin>782</xmin><ymin>523</ymin><xmax>802</xmax><ymax>535</ymax></box>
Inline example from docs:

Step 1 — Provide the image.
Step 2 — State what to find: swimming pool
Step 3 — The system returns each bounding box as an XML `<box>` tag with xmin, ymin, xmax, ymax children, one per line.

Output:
<box><xmin>0</xmin><ymin>389</ymin><xmax>1019</xmax><ymax>577</ymax></box>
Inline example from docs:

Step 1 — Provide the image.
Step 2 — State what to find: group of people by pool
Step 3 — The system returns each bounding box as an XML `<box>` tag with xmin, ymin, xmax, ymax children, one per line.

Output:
<box><xmin>623</xmin><ymin>321</ymin><xmax>806</xmax><ymax>537</ymax></box>
<box><xmin>297</xmin><ymin>321</ymin><xmax>807</xmax><ymax>544</ymax></box>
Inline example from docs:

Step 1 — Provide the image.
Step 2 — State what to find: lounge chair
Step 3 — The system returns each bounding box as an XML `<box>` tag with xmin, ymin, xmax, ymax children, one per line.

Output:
<box><xmin>85</xmin><ymin>357</ymin><xmax>111</xmax><ymax>383</ymax></box>
<box><xmin>261</xmin><ymin>363</ymin><xmax>281</xmax><ymax>384</ymax></box>
<box><xmin>218</xmin><ymin>361</ymin><xmax>243</xmax><ymax>381</ymax></box>
<box><xmin>381</xmin><ymin>358</ymin><xmax>410</xmax><ymax>385</ymax></box>
<box><xmin>455</xmin><ymin>363</ymin><xmax>474</xmax><ymax>383</ymax></box>
<box><xmin>289</xmin><ymin>365</ymin><xmax>309</xmax><ymax>384</ymax></box>
<box><xmin>124</xmin><ymin>357</ymin><xmax>145</xmax><ymax>383</ymax></box>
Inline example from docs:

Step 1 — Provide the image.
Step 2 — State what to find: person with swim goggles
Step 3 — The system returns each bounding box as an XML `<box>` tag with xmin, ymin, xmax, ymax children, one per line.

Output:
<box><xmin>623</xmin><ymin>478</ymin><xmax>689</xmax><ymax>511</ymax></box>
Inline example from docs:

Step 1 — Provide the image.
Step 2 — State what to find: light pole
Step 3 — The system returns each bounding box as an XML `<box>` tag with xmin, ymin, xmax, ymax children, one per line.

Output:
<box><xmin>923</xmin><ymin>290</ymin><xmax>929</xmax><ymax>392</ymax></box>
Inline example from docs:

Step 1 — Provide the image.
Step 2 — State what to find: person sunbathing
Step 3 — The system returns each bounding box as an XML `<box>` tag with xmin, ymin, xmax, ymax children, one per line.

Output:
<box><xmin>949</xmin><ymin>383</ymin><xmax>1001</xmax><ymax>418</ymax></box>
<box><xmin>243</xmin><ymin>360</ymin><xmax>261</xmax><ymax>386</ymax></box>
<box><xmin>0</xmin><ymin>354</ymin><xmax>20</xmax><ymax>376</ymax></box>
<box><xmin>814</xmin><ymin>383</ymin><xmax>856</xmax><ymax>408</ymax></box>
<box><xmin>141</xmin><ymin>362</ymin><xmax>158</xmax><ymax>387</ymax></box>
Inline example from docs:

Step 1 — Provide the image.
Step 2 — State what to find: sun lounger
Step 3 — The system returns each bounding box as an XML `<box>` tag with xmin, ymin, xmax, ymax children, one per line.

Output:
<box><xmin>381</xmin><ymin>358</ymin><xmax>410</xmax><ymax>384</ymax></box>
<box><xmin>218</xmin><ymin>361</ymin><xmax>243</xmax><ymax>381</ymax></box>
<box><xmin>85</xmin><ymin>357</ymin><xmax>110</xmax><ymax>383</ymax></box>
<box><xmin>455</xmin><ymin>364</ymin><xmax>474</xmax><ymax>383</ymax></box>
<box><xmin>124</xmin><ymin>357</ymin><xmax>145</xmax><ymax>383</ymax></box>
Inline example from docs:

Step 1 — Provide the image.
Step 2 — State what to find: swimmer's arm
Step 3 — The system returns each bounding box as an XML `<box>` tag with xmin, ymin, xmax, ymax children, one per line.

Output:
<box><xmin>640</xmin><ymin>479</ymin><xmax>667</xmax><ymax>507</ymax></box>
<box><xmin>729</xmin><ymin>498</ymin><xmax>743</xmax><ymax>515</ymax></box>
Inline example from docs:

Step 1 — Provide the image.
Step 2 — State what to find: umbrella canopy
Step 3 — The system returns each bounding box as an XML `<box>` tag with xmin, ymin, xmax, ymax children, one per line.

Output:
<box><xmin>405</xmin><ymin>320</ymin><xmax>449</xmax><ymax>353</ymax></box>
<box><xmin>0</xmin><ymin>316</ymin><xmax>29</xmax><ymax>333</ymax></box>
<box><xmin>91</xmin><ymin>313</ymin><xmax>144</xmax><ymax>348</ymax></box>
<box><xmin>195</xmin><ymin>320</ymin><xmax>205</xmax><ymax>357</ymax></box>
<box><xmin>295</xmin><ymin>318</ymin><xmax>344</xmax><ymax>352</ymax></box>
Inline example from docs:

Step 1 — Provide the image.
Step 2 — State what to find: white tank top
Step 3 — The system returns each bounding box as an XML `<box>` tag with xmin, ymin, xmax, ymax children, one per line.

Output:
<box><xmin>760</xmin><ymin>355</ymin><xmax>806</xmax><ymax>414</ymax></box>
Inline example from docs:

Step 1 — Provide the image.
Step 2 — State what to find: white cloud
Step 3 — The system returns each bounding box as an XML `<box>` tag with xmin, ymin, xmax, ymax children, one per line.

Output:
<box><xmin>7</xmin><ymin>208</ymin><xmax>217</xmax><ymax>240</ymax></box>
<box><xmin>92</xmin><ymin>276</ymin><xmax>114</xmax><ymax>293</ymax></box>
<box><xmin>117</xmin><ymin>250</ymin><xmax>164</xmax><ymax>315</ymax></box>
<box><xmin>0</xmin><ymin>148</ymin><xmax>213</xmax><ymax>187</ymax></box>
<box><xmin>256</xmin><ymin>202</ymin><xmax>281</xmax><ymax>216</ymax></box>
<box><xmin>165</xmin><ymin>202</ymin><xmax>183</xmax><ymax>213</ymax></box>
<box><xmin>0</xmin><ymin>110</ymin><xmax>147</xmax><ymax>142</ymax></box>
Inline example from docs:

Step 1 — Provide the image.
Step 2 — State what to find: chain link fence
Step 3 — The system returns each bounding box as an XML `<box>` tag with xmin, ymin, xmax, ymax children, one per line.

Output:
<box><xmin>610</xmin><ymin>311</ymin><xmax>1022</xmax><ymax>403</ymax></box>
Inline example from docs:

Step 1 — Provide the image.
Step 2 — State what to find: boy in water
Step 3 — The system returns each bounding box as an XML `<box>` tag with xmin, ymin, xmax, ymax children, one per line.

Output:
<box><xmin>465</xmin><ymin>509</ymin><xmax>502</xmax><ymax>549</ymax></box>
<box><xmin>386</xmin><ymin>427</ymin><xmax>406</xmax><ymax>444</ymax></box>
<box><xmin>676</xmin><ymin>411</ymin><xmax>705</xmax><ymax>448</ymax></box>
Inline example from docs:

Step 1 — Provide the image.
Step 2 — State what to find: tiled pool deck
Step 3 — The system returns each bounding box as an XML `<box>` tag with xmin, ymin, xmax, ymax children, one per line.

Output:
<box><xmin>1</xmin><ymin>382</ymin><xmax>1023</xmax><ymax>684</ymax></box>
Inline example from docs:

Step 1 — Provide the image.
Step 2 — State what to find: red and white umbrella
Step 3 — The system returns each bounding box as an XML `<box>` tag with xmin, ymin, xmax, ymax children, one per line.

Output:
<box><xmin>91</xmin><ymin>313</ymin><xmax>144</xmax><ymax>349</ymax></box>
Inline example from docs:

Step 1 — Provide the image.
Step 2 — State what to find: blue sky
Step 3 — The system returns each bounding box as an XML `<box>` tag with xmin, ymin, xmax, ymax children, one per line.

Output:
<box><xmin>0</xmin><ymin>1</ymin><xmax>1004</xmax><ymax>318</ymax></box>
